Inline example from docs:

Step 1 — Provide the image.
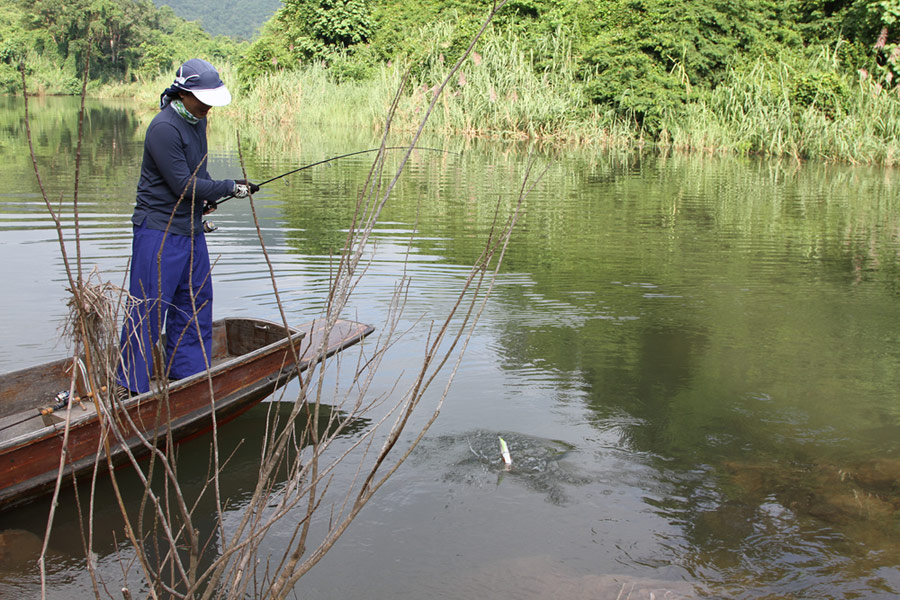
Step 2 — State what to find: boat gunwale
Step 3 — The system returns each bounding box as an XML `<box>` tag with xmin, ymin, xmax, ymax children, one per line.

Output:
<box><xmin>0</xmin><ymin>317</ymin><xmax>374</xmax><ymax>510</ymax></box>
<box><xmin>0</xmin><ymin>317</ymin><xmax>304</xmax><ymax>451</ymax></box>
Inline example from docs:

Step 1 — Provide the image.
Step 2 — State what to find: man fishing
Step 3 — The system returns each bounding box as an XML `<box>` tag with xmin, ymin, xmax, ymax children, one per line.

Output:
<box><xmin>116</xmin><ymin>58</ymin><xmax>259</xmax><ymax>396</ymax></box>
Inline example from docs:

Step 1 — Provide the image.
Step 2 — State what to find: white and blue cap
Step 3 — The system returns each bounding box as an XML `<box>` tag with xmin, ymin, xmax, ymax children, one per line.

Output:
<box><xmin>167</xmin><ymin>58</ymin><xmax>232</xmax><ymax>107</ymax></box>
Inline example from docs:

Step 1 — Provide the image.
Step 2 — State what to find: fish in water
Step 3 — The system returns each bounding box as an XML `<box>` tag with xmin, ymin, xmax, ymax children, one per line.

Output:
<box><xmin>499</xmin><ymin>436</ymin><xmax>512</xmax><ymax>468</ymax></box>
<box><xmin>415</xmin><ymin>430</ymin><xmax>589</xmax><ymax>504</ymax></box>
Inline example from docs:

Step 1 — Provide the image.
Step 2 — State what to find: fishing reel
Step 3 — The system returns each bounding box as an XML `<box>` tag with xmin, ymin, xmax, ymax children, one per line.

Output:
<box><xmin>203</xmin><ymin>199</ymin><xmax>219</xmax><ymax>233</ymax></box>
<box><xmin>39</xmin><ymin>390</ymin><xmax>73</xmax><ymax>416</ymax></box>
<box><xmin>52</xmin><ymin>390</ymin><xmax>70</xmax><ymax>410</ymax></box>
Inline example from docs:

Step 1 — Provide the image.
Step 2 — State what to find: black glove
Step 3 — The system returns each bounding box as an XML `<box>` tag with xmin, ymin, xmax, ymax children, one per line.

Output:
<box><xmin>233</xmin><ymin>179</ymin><xmax>260</xmax><ymax>197</ymax></box>
<box><xmin>203</xmin><ymin>199</ymin><xmax>217</xmax><ymax>214</ymax></box>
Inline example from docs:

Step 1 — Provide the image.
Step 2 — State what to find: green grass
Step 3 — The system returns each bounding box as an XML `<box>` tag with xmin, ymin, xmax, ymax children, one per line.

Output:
<box><xmin>97</xmin><ymin>31</ymin><xmax>900</xmax><ymax>165</ymax></box>
<box><xmin>669</xmin><ymin>46</ymin><xmax>900</xmax><ymax>165</ymax></box>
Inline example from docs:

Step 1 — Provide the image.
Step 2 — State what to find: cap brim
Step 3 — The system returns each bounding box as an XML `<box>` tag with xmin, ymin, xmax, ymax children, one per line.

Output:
<box><xmin>192</xmin><ymin>85</ymin><xmax>232</xmax><ymax>107</ymax></box>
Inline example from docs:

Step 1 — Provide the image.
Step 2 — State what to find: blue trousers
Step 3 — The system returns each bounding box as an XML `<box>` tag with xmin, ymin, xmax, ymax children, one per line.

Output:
<box><xmin>116</xmin><ymin>223</ymin><xmax>213</xmax><ymax>394</ymax></box>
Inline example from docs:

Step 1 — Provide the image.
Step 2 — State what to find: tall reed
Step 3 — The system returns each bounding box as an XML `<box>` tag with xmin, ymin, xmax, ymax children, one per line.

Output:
<box><xmin>670</xmin><ymin>46</ymin><xmax>900</xmax><ymax>165</ymax></box>
<box><xmin>385</xmin><ymin>20</ymin><xmax>634</xmax><ymax>145</ymax></box>
<box><xmin>224</xmin><ymin>21</ymin><xmax>637</xmax><ymax>147</ymax></box>
<box><xmin>96</xmin><ymin>30</ymin><xmax>900</xmax><ymax>164</ymax></box>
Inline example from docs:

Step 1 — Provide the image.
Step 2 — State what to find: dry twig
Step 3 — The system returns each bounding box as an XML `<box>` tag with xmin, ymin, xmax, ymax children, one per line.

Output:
<box><xmin>20</xmin><ymin>3</ymin><xmax>544</xmax><ymax>599</ymax></box>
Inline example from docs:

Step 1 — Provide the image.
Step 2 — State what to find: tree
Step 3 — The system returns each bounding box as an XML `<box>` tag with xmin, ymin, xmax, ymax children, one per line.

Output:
<box><xmin>6</xmin><ymin>0</ymin><xmax>240</xmax><ymax>92</ymax></box>
<box><xmin>239</xmin><ymin>0</ymin><xmax>372</xmax><ymax>82</ymax></box>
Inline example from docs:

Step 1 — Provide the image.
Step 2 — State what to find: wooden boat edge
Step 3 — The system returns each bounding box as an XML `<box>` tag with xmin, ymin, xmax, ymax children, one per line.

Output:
<box><xmin>0</xmin><ymin>317</ymin><xmax>305</xmax><ymax>449</ymax></box>
<box><xmin>0</xmin><ymin>317</ymin><xmax>374</xmax><ymax>510</ymax></box>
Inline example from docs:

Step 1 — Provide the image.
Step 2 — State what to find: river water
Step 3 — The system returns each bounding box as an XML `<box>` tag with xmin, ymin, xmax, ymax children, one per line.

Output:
<box><xmin>2</xmin><ymin>97</ymin><xmax>900</xmax><ymax>598</ymax></box>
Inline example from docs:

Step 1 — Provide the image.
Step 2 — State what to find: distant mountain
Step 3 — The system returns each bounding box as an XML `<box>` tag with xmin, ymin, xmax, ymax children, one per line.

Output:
<box><xmin>152</xmin><ymin>0</ymin><xmax>282</xmax><ymax>40</ymax></box>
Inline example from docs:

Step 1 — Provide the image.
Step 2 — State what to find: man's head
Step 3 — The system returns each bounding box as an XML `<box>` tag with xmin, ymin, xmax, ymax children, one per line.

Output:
<box><xmin>172</xmin><ymin>59</ymin><xmax>231</xmax><ymax>107</ymax></box>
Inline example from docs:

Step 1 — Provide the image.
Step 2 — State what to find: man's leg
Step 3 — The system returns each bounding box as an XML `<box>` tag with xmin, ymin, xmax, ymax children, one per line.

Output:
<box><xmin>165</xmin><ymin>233</ymin><xmax>213</xmax><ymax>381</ymax></box>
<box><xmin>116</xmin><ymin>225</ymin><xmax>189</xmax><ymax>394</ymax></box>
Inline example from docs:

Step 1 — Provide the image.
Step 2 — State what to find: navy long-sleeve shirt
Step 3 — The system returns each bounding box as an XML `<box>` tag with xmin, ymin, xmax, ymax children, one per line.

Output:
<box><xmin>132</xmin><ymin>105</ymin><xmax>234</xmax><ymax>236</ymax></box>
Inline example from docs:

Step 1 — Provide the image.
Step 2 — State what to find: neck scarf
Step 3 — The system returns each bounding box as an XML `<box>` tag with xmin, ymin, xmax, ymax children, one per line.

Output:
<box><xmin>170</xmin><ymin>99</ymin><xmax>200</xmax><ymax>125</ymax></box>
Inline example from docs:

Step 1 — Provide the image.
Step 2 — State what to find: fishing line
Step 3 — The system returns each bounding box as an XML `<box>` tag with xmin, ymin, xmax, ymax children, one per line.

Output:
<box><xmin>215</xmin><ymin>146</ymin><xmax>458</xmax><ymax>208</ymax></box>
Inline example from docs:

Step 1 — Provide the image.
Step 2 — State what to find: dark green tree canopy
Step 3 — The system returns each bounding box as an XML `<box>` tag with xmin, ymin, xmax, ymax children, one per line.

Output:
<box><xmin>1</xmin><ymin>0</ymin><xmax>240</xmax><ymax>93</ymax></box>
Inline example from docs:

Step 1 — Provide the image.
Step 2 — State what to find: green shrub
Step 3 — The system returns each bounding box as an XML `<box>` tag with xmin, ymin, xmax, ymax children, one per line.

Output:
<box><xmin>583</xmin><ymin>36</ymin><xmax>687</xmax><ymax>134</ymax></box>
<box><xmin>791</xmin><ymin>69</ymin><xmax>849</xmax><ymax>118</ymax></box>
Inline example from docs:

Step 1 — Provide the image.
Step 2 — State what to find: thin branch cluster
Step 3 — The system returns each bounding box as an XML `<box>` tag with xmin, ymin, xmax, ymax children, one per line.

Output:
<box><xmin>18</xmin><ymin>2</ymin><xmax>546</xmax><ymax>599</ymax></box>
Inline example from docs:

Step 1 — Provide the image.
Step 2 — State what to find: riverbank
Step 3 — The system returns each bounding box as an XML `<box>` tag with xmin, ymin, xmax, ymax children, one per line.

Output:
<box><xmin>97</xmin><ymin>34</ymin><xmax>900</xmax><ymax>166</ymax></box>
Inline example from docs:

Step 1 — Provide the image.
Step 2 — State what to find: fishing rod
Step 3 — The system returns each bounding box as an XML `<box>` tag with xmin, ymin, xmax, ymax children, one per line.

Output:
<box><xmin>214</xmin><ymin>146</ymin><xmax>458</xmax><ymax>209</ymax></box>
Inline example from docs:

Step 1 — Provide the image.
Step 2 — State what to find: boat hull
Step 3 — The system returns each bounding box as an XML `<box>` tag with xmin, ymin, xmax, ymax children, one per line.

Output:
<box><xmin>0</xmin><ymin>317</ymin><xmax>373</xmax><ymax>510</ymax></box>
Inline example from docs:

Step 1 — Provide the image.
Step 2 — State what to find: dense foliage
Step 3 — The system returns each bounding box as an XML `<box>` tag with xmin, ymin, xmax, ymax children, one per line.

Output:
<box><xmin>6</xmin><ymin>0</ymin><xmax>900</xmax><ymax>161</ymax></box>
<box><xmin>235</xmin><ymin>0</ymin><xmax>900</xmax><ymax>132</ymax></box>
<box><xmin>150</xmin><ymin>0</ymin><xmax>281</xmax><ymax>40</ymax></box>
<box><xmin>0</xmin><ymin>0</ymin><xmax>241</xmax><ymax>94</ymax></box>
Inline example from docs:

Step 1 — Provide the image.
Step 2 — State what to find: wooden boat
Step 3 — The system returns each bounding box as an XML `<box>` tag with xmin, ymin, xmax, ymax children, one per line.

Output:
<box><xmin>0</xmin><ymin>317</ymin><xmax>374</xmax><ymax>510</ymax></box>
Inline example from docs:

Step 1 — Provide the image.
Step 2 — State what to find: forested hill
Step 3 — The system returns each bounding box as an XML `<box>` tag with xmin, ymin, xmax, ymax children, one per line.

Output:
<box><xmin>152</xmin><ymin>0</ymin><xmax>282</xmax><ymax>40</ymax></box>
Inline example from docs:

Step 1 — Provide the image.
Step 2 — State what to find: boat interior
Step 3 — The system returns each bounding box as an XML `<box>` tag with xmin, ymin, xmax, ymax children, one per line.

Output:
<box><xmin>0</xmin><ymin>319</ymin><xmax>298</xmax><ymax>444</ymax></box>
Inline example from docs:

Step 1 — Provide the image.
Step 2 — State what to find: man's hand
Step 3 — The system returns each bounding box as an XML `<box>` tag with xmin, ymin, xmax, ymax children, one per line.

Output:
<box><xmin>233</xmin><ymin>179</ymin><xmax>261</xmax><ymax>198</ymax></box>
<box><xmin>204</xmin><ymin>199</ymin><xmax>217</xmax><ymax>214</ymax></box>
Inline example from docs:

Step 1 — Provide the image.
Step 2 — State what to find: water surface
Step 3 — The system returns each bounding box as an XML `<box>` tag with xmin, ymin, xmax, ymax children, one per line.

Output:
<box><xmin>2</xmin><ymin>97</ymin><xmax>900</xmax><ymax>598</ymax></box>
